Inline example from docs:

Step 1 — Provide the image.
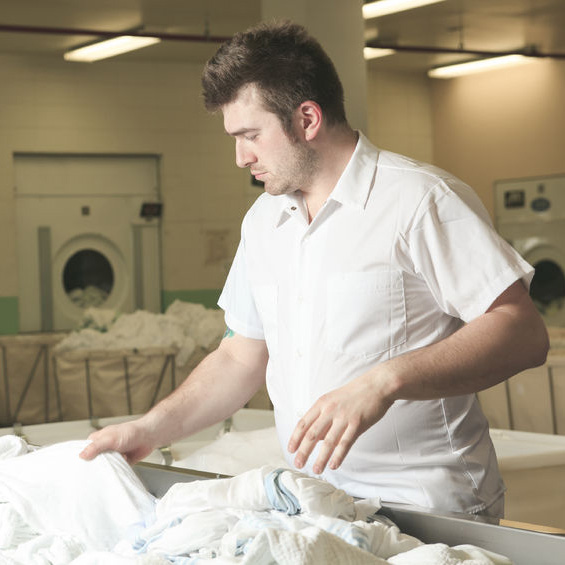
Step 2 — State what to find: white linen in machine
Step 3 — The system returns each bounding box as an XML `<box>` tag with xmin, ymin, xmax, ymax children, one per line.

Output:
<box><xmin>0</xmin><ymin>439</ymin><xmax>155</xmax><ymax>555</ymax></box>
<box><xmin>0</xmin><ymin>436</ymin><xmax>29</xmax><ymax>460</ymax></box>
<box><xmin>0</xmin><ymin>437</ymin><xmax>513</xmax><ymax>565</ymax></box>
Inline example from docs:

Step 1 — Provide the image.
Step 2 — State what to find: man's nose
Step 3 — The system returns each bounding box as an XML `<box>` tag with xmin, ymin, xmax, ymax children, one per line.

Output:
<box><xmin>235</xmin><ymin>142</ymin><xmax>256</xmax><ymax>168</ymax></box>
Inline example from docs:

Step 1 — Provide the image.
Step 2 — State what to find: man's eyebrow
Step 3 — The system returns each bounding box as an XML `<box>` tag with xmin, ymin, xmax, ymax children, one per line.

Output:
<box><xmin>225</xmin><ymin>127</ymin><xmax>259</xmax><ymax>137</ymax></box>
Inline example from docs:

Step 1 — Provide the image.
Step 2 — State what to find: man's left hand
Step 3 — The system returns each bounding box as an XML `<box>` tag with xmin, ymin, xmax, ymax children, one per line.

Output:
<box><xmin>287</xmin><ymin>370</ymin><xmax>393</xmax><ymax>474</ymax></box>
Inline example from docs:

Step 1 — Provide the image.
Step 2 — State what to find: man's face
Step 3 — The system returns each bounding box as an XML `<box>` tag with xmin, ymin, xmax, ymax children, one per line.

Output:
<box><xmin>223</xmin><ymin>85</ymin><xmax>317</xmax><ymax>196</ymax></box>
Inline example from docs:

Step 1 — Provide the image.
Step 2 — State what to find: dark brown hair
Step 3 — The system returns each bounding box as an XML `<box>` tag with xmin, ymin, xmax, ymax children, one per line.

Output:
<box><xmin>201</xmin><ymin>20</ymin><xmax>347</xmax><ymax>134</ymax></box>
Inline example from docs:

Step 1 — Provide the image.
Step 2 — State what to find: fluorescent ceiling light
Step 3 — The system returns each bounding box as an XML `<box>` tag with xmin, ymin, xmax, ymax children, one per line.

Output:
<box><xmin>64</xmin><ymin>35</ymin><xmax>161</xmax><ymax>62</ymax></box>
<box><xmin>364</xmin><ymin>47</ymin><xmax>396</xmax><ymax>60</ymax></box>
<box><xmin>363</xmin><ymin>0</ymin><xmax>447</xmax><ymax>19</ymax></box>
<box><xmin>428</xmin><ymin>54</ymin><xmax>534</xmax><ymax>78</ymax></box>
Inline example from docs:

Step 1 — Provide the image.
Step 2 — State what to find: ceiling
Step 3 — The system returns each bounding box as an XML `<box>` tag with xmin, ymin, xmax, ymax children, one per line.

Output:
<box><xmin>0</xmin><ymin>0</ymin><xmax>564</xmax><ymax>72</ymax></box>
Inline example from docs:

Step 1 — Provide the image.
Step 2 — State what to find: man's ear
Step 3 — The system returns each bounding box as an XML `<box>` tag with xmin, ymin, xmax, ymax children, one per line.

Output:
<box><xmin>296</xmin><ymin>100</ymin><xmax>322</xmax><ymax>141</ymax></box>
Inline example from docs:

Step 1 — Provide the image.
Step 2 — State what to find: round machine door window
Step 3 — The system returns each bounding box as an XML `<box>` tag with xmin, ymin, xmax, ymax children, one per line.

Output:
<box><xmin>530</xmin><ymin>259</ymin><xmax>565</xmax><ymax>316</ymax></box>
<box><xmin>63</xmin><ymin>249</ymin><xmax>114</xmax><ymax>308</ymax></box>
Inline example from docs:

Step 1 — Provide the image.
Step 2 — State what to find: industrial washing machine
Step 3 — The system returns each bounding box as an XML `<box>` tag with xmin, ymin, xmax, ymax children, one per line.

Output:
<box><xmin>495</xmin><ymin>174</ymin><xmax>565</xmax><ymax>327</ymax></box>
<box><xmin>15</xmin><ymin>154</ymin><xmax>162</xmax><ymax>332</ymax></box>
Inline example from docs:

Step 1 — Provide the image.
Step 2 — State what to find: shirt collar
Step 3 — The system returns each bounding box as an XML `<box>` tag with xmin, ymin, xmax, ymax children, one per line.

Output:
<box><xmin>276</xmin><ymin>192</ymin><xmax>309</xmax><ymax>227</ymax></box>
<box><xmin>329</xmin><ymin>131</ymin><xmax>378</xmax><ymax>209</ymax></box>
<box><xmin>275</xmin><ymin>131</ymin><xmax>379</xmax><ymax>227</ymax></box>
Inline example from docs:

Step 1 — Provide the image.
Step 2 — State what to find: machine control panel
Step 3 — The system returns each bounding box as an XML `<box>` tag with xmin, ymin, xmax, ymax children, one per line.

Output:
<box><xmin>495</xmin><ymin>175</ymin><xmax>565</xmax><ymax>223</ymax></box>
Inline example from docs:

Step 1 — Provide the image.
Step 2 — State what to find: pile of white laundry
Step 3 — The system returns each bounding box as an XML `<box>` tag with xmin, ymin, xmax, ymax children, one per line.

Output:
<box><xmin>0</xmin><ymin>436</ymin><xmax>513</xmax><ymax>565</ymax></box>
<box><xmin>53</xmin><ymin>301</ymin><xmax>226</xmax><ymax>368</ymax></box>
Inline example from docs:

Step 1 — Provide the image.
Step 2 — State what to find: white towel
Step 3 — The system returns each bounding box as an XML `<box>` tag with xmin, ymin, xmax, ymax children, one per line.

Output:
<box><xmin>156</xmin><ymin>465</ymin><xmax>373</xmax><ymax>521</ymax></box>
<box><xmin>0</xmin><ymin>533</ymin><xmax>84</xmax><ymax>564</ymax></box>
<box><xmin>70</xmin><ymin>550</ymin><xmax>170</xmax><ymax>564</ymax></box>
<box><xmin>242</xmin><ymin>525</ymin><xmax>390</xmax><ymax>565</ymax></box>
<box><xmin>0</xmin><ymin>436</ymin><xmax>29</xmax><ymax>460</ymax></box>
<box><xmin>0</xmin><ymin>439</ymin><xmax>156</xmax><ymax>552</ymax></box>
<box><xmin>387</xmin><ymin>542</ymin><xmax>513</xmax><ymax>564</ymax></box>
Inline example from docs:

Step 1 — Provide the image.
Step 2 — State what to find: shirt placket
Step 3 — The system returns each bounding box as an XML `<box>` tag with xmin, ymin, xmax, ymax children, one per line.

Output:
<box><xmin>294</xmin><ymin>227</ymin><xmax>314</xmax><ymax>418</ymax></box>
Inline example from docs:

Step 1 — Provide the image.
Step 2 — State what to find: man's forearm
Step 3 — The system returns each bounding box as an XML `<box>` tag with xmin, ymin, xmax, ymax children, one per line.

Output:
<box><xmin>138</xmin><ymin>337</ymin><xmax>268</xmax><ymax>446</ymax></box>
<box><xmin>375</xmin><ymin>280</ymin><xmax>549</xmax><ymax>404</ymax></box>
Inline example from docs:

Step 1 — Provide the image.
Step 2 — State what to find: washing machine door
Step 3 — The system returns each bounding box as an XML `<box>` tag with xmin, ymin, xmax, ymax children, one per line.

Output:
<box><xmin>52</xmin><ymin>234</ymin><xmax>131</xmax><ymax>330</ymax></box>
<box><xmin>517</xmin><ymin>240</ymin><xmax>565</xmax><ymax>326</ymax></box>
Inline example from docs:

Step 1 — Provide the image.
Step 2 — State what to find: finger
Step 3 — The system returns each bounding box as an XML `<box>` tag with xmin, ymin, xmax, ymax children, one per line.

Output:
<box><xmin>292</xmin><ymin>416</ymin><xmax>332</xmax><ymax>470</ymax></box>
<box><xmin>287</xmin><ymin>407</ymin><xmax>320</xmax><ymax>454</ymax></box>
<box><xmin>79</xmin><ymin>430</ymin><xmax>118</xmax><ymax>460</ymax></box>
<box><xmin>311</xmin><ymin>421</ymin><xmax>348</xmax><ymax>475</ymax></box>
<box><xmin>327</xmin><ymin>424</ymin><xmax>359</xmax><ymax>471</ymax></box>
<box><xmin>79</xmin><ymin>441</ymin><xmax>101</xmax><ymax>461</ymax></box>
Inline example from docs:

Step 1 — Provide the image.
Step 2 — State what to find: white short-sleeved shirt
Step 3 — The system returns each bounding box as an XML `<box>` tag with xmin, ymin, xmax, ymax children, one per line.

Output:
<box><xmin>218</xmin><ymin>132</ymin><xmax>533</xmax><ymax>514</ymax></box>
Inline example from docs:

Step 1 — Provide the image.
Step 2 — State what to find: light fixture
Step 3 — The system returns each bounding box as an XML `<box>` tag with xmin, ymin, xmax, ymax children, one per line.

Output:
<box><xmin>364</xmin><ymin>47</ymin><xmax>396</xmax><ymax>60</ymax></box>
<box><xmin>428</xmin><ymin>54</ymin><xmax>534</xmax><ymax>78</ymax></box>
<box><xmin>363</xmin><ymin>0</ymin><xmax>447</xmax><ymax>19</ymax></box>
<box><xmin>64</xmin><ymin>35</ymin><xmax>161</xmax><ymax>62</ymax></box>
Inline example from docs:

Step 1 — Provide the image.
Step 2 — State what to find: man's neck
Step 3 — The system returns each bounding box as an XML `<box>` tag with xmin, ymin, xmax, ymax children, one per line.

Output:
<box><xmin>302</xmin><ymin>128</ymin><xmax>358</xmax><ymax>222</ymax></box>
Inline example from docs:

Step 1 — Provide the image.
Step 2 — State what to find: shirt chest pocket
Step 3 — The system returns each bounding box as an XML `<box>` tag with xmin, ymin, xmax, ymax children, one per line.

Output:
<box><xmin>326</xmin><ymin>270</ymin><xmax>407</xmax><ymax>358</ymax></box>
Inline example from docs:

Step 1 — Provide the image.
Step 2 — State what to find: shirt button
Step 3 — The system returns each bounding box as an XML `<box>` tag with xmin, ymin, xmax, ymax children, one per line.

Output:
<box><xmin>296</xmin><ymin>349</ymin><xmax>303</xmax><ymax>357</ymax></box>
<box><xmin>290</xmin><ymin>206</ymin><xmax>297</xmax><ymax>211</ymax></box>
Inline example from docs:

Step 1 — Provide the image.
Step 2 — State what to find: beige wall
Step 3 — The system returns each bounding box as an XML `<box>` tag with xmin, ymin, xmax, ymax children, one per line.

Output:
<box><xmin>0</xmin><ymin>54</ymin><xmax>249</xmax><ymax>312</ymax></box>
<box><xmin>366</xmin><ymin>68</ymin><xmax>434</xmax><ymax>164</ymax></box>
<box><xmin>431</xmin><ymin>59</ymin><xmax>565</xmax><ymax>219</ymax></box>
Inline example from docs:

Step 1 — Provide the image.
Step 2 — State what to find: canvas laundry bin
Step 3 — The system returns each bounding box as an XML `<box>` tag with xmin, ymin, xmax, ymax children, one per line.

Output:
<box><xmin>0</xmin><ymin>333</ymin><xmax>67</xmax><ymax>426</ymax></box>
<box><xmin>478</xmin><ymin>350</ymin><xmax>565</xmax><ymax>434</ymax></box>
<box><xmin>52</xmin><ymin>345</ymin><xmax>208</xmax><ymax>421</ymax></box>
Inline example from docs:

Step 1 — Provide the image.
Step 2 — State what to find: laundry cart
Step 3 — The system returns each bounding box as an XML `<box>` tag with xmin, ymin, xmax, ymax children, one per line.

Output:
<box><xmin>52</xmin><ymin>345</ymin><xmax>202</xmax><ymax>422</ymax></box>
<box><xmin>0</xmin><ymin>332</ymin><xmax>67</xmax><ymax>426</ymax></box>
<box><xmin>478</xmin><ymin>346</ymin><xmax>565</xmax><ymax>435</ymax></box>
<box><xmin>0</xmin><ymin>331</ymin><xmax>209</xmax><ymax>426</ymax></box>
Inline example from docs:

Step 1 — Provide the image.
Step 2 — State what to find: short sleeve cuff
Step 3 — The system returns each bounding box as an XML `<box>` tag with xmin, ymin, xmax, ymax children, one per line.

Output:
<box><xmin>459</xmin><ymin>263</ymin><xmax>535</xmax><ymax>323</ymax></box>
<box><xmin>218</xmin><ymin>298</ymin><xmax>265</xmax><ymax>340</ymax></box>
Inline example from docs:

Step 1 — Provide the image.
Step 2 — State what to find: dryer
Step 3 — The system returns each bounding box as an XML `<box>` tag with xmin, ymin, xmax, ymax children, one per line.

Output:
<box><xmin>495</xmin><ymin>174</ymin><xmax>565</xmax><ymax>327</ymax></box>
<box><xmin>15</xmin><ymin>154</ymin><xmax>162</xmax><ymax>332</ymax></box>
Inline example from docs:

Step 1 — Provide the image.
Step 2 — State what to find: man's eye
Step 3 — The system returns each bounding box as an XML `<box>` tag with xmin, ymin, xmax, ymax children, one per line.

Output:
<box><xmin>245</xmin><ymin>134</ymin><xmax>258</xmax><ymax>141</ymax></box>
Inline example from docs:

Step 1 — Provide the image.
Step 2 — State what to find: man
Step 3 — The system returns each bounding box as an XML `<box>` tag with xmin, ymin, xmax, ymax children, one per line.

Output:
<box><xmin>81</xmin><ymin>21</ymin><xmax>548</xmax><ymax>517</ymax></box>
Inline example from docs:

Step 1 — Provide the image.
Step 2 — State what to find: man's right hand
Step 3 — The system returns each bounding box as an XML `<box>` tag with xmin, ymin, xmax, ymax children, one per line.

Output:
<box><xmin>79</xmin><ymin>419</ymin><xmax>155</xmax><ymax>464</ymax></box>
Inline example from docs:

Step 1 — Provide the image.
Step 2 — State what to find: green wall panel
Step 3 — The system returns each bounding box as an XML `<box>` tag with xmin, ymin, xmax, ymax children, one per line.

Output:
<box><xmin>0</xmin><ymin>297</ymin><xmax>18</xmax><ymax>335</ymax></box>
<box><xmin>162</xmin><ymin>289</ymin><xmax>222</xmax><ymax>311</ymax></box>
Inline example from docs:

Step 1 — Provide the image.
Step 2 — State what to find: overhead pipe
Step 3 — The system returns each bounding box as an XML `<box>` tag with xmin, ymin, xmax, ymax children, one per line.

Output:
<box><xmin>2</xmin><ymin>23</ymin><xmax>564</xmax><ymax>61</ymax></box>
<box><xmin>365</xmin><ymin>40</ymin><xmax>565</xmax><ymax>60</ymax></box>
<box><xmin>0</xmin><ymin>23</ymin><xmax>232</xmax><ymax>44</ymax></box>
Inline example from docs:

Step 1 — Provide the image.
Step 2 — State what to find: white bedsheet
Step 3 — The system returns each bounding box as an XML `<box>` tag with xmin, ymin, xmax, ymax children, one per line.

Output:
<box><xmin>0</xmin><ymin>439</ymin><xmax>155</xmax><ymax>554</ymax></box>
<box><xmin>0</xmin><ymin>438</ymin><xmax>512</xmax><ymax>565</ymax></box>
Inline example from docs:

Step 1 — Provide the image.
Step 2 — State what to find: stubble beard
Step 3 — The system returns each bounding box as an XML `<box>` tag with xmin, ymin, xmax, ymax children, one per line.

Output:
<box><xmin>265</xmin><ymin>140</ymin><xmax>319</xmax><ymax>196</ymax></box>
